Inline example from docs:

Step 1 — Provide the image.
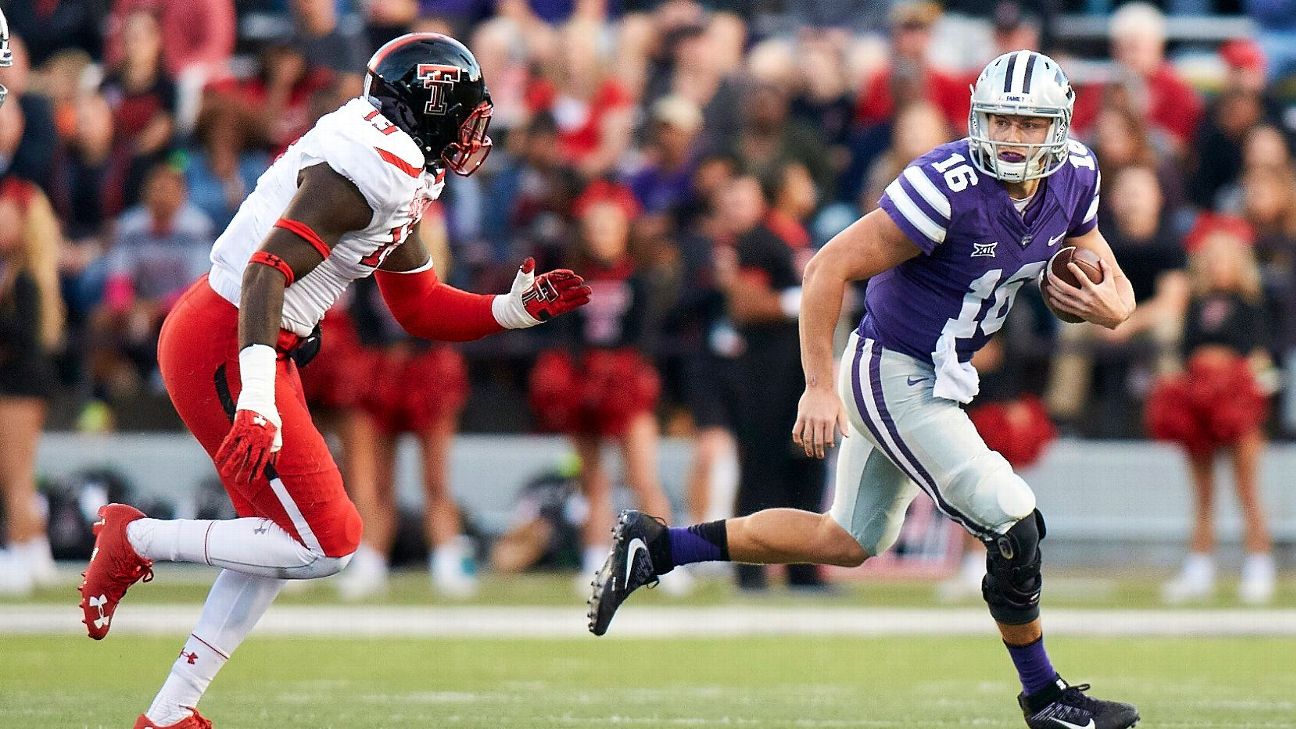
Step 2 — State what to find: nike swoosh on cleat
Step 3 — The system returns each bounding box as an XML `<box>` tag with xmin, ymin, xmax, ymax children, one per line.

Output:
<box><xmin>624</xmin><ymin>538</ymin><xmax>648</xmax><ymax>590</ymax></box>
<box><xmin>1048</xmin><ymin>719</ymin><xmax>1095</xmax><ymax>729</ymax></box>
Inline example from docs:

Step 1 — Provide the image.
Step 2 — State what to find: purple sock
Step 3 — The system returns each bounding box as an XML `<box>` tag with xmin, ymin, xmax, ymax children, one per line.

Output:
<box><xmin>667</xmin><ymin>525</ymin><xmax>727</xmax><ymax>567</ymax></box>
<box><xmin>1006</xmin><ymin>637</ymin><xmax>1058</xmax><ymax>696</ymax></box>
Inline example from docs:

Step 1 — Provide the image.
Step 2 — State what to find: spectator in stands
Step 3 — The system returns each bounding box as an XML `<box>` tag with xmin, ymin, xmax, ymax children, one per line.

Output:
<box><xmin>1047</xmin><ymin>165</ymin><xmax>1190</xmax><ymax>431</ymax></box>
<box><xmin>853</xmin><ymin>2</ymin><xmax>971</xmax><ymax>135</ymax></box>
<box><xmin>625</xmin><ymin>94</ymin><xmax>703</xmax><ymax>216</ymax></box>
<box><xmin>99</xmin><ymin>10</ymin><xmax>176</xmax><ymax>215</ymax></box>
<box><xmin>528</xmin><ymin>17</ymin><xmax>635</xmax><ymax>180</ymax></box>
<box><xmin>1189</xmin><ymin>40</ymin><xmax>1280</xmax><ymax>211</ymax></box>
<box><xmin>989</xmin><ymin>0</ymin><xmax>1040</xmax><ymax>57</ymax></box>
<box><xmin>0</xmin><ymin>176</ymin><xmax>65</xmax><ymax>596</ymax></box>
<box><xmin>1072</xmin><ymin>2</ymin><xmax>1202</xmax><ymax>155</ymax></box>
<box><xmin>330</xmin><ymin>211</ymin><xmax>480</xmax><ymax>600</ymax></box>
<box><xmin>482</xmin><ymin>111</ymin><xmax>582</xmax><ymax>269</ymax></box>
<box><xmin>184</xmin><ymin>105</ymin><xmax>270</xmax><ymax>231</ymax></box>
<box><xmin>718</xmin><ymin>173</ymin><xmax>827</xmax><ymax>592</ymax></box>
<box><xmin>469</xmin><ymin>16</ymin><xmax>544</xmax><ymax>138</ymax></box>
<box><xmin>52</xmin><ymin>92</ymin><xmax>115</xmax><ymax>242</ymax></box>
<box><xmin>0</xmin><ymin>37</ymin><xmax>59</xmax><ymax>195</ymax></box>
<box><xmin>527</xmin><ymin>180</ymin><xmax>680</xmax><ymax>592</ymax></box>
<box><xmin>861</xmin><ymin>101</ymin><xmax>952</xmax><ymax>213</ymax></box>
<box><xmin>789</xmin><ymin>30</ymin><xmax>855</xmax><ymax>179</ymax></box>
<box><xmin>291</xmin><ymin>0</ymin><xmax>371</xmax><ymax>85</ymax></box>
<box><xmin>727</xmin><ymin>80</ymin><xmax>832</xmax><ymax>200</ymax></box>
<box><xmin>105</xmin><ymin>0</ymin><xmax>234</xmax><ymax>80</ymax></box>
<box><xmin>1089</xmin><ymin>100</ymin><xmax>1185</xmax><ymax>213</ymax></box>
<box><xmin>1147</xmin><ymin>219</ymin><xmax>1277</xmax><ymax>605</ymax></box>
<box><xmin>90</xmin><ymin>162</ymin><xmax>212</xmax><ymax>403</ymax></box>
<box><xmin>4</xmin><ymin>2</ymin><xmax>105</xmax><ymax>68</ymax></box>
<box><xmin>1242</xmin><ymin>161</ymin><xmax>1296</xmax><ymax>285</ymax></box>
<box><xmin>216</xmin><ymin>42</ymin><xmax>334</xmax><ymax>155</ymax></box>
<box><xmin>1245</xmin><ymin>0</ymin><xmax>1296</xmax><ymax>84</ymax></box>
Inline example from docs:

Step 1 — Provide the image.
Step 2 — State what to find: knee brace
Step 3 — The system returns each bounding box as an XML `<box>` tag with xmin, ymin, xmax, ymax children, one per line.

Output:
<box><xmin>941</xmin><ymin>451</ymin><xmax>1036</xmax><ymax>536</ymax></box>
<box><xmin>981</xmin><ymin>509</ymin><xmax>1046</xmax><ymax>625</ymax></box>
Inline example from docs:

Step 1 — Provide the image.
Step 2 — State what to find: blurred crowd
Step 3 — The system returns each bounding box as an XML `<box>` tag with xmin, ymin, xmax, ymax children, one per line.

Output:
<box><xmin>1</xmin><ymin>0</ymin><xmax>1294</xmax><ymax>595</ymax></box>
<box><xmin>2</xmin><ymin>0</ymin><xmax>1293</xmax><ymax>437</ymax></box>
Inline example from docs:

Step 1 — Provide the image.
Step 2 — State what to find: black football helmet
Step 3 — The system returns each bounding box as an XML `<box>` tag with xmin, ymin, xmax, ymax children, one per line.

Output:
<box><xmin>363</xmin><ymin>32</ymin><xmax>493</xmax><ymax>176</ymax></box>
<box><xmin>1</xmin><ymin>7</ymin><xmax>13</xmax><ymax>107</ymax></box>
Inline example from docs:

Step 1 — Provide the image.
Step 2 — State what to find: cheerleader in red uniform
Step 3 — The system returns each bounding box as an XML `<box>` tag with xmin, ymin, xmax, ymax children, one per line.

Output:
<box><xmin>528</xmin><ymin>181</ymin><xmax>677</xmax><ymax>590</ymax></box>
<box><xmin>1146</xmin><ymin>220</ymin><xmax>1276</xmax><ymax>604</ymax></box>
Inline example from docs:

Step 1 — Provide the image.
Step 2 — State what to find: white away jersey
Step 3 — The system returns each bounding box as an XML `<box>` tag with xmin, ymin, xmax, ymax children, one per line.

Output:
<box><xmin>208</xmin><ymin>97</ymin><xmax>444</xmax><ymax>336</ymax></box>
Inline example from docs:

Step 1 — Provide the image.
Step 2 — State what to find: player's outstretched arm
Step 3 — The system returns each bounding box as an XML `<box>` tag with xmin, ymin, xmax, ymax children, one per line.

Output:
<box><xmin>376</xmin><ymin>237</ymin><xmax>592</xmax><ymax>342</ymax></box>
<box><xmin>793</xmin><ymin>209</ymin><xmax>922</xmax><ymax>459</ymax></box>
<box><xmin>216</xmin><ymin>164</ymin><xmax>373</xmax><ymax>485</ymax></box>
<box><xmin>1043</xmin><ymin>227</ymin><xmax>1136</xmax><ymax>330</ymax></box>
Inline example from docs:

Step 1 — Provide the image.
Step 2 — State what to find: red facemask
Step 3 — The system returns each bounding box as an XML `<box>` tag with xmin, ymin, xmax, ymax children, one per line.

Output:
<box><xmin>443</xmin><ymin>101</ymin><xmax>493</xmax><ymax>176</ymax></box>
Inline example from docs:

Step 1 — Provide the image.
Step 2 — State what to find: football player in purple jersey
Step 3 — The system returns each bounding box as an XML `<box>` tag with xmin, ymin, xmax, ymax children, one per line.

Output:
<box><xmin>589</xmin><ymin>51</ymin><xmax>1141</xmax><ymax>729</ymax></box>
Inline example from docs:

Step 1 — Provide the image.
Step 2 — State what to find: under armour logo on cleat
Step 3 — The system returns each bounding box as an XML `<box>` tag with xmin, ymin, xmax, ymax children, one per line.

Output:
<box><xmin>88</xmin><ymin>594</ymin><xmax>110</xmax><ymax>629</ymax></box>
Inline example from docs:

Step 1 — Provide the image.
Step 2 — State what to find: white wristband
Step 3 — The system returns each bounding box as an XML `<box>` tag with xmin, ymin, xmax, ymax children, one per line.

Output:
<box><xmin>491</xmin><ymin>292</ymin><xmax>541</xmax><ymax>330</ymax></box>
<box><xmin>779</xmin><ymin>287</ymin><xmax>803</xmax><ymax>320</ymax></box>
<box><xmin>235</xmin><ymin>344</ymin><xmax>278</xmax><ymax>417</ymax></box>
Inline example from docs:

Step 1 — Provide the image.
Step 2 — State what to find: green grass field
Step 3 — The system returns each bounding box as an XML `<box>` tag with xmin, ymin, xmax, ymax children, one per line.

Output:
<box><xmin>3</xmin><ymin>571</ymin><xmax>1295</xmax><ymax>728</ymax></box>
<box><xmin>2</xmin><ymin>634</ymin><xmax>1294</xmax><ymax>728</ymax></box>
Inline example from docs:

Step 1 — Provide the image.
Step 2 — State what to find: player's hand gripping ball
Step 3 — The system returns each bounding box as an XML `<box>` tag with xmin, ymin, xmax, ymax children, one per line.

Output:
<box><xmin>1042</xmin><ymin>246</ymin><xmax>1103</xmax><ymax>323</ymax></box>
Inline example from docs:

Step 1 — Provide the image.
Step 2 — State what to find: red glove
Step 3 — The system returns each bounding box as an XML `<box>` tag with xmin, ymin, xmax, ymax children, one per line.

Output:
<box><xmin>215</xmin><ymin>410</ymin><xmax>281</xmax><ymax>485</ymax></box>
<box><xmin>494</xmin><ymin>258</ymin><xmax>592</xmax><ymax>328</ymax></box>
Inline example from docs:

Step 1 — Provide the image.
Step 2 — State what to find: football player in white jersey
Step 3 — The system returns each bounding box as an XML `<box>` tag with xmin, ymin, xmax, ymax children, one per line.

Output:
<box><xmin>77</xmin><ymin>33</ymin><xmax>591</xmax><ymax>728</ymax></box>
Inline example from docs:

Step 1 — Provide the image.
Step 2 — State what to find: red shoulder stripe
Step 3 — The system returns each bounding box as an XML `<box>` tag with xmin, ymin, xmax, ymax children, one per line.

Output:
<box><xmin>376</xmin><ymin>147</ymin><xmax>422</xmax><ymax>178</ymax></box>
<box><xmin>274</xmin><ymin>218</ymin><xmax>332</xmax><ymax>259</ymax></box>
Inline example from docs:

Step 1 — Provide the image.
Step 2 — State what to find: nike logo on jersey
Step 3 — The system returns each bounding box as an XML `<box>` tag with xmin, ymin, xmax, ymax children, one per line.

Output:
<box><xmin>972</xmin><ymin>242</ymin><xmax>998</xmax><ymax>257</ymax></box>
<box><xmin>1047</xmin><ymin>719</ymin><xmax>1095</xmax><ymax>729</ymax></box>
<box><xmin>1047</xmin><ymin>232</ymin><xmax>1066</xmax><ymax>247</ymax></box>
<box><xmin>624</xmin><ymin>538</ymin><xmax>648</xmax><ymax>590</ymax></box>
<box><xmin>906</xmin><ymin>376</ymin><xmax>930</xmax><ymax>386</ymax></box>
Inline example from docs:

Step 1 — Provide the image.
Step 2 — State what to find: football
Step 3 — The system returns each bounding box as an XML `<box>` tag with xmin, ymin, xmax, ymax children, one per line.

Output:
<box><xmin>1047</xmin><ymin>246</ymin><xmax>1104</xmax><ymax>288</ymax></box>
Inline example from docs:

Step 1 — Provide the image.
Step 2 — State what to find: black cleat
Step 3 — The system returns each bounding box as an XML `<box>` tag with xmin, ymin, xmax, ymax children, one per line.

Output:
<box><xmin>1020</xmin><ymin>676</ymin><xmax>1140</xmax><ymax>729</ymax></box>
<box><xmin>586</xmin><ymin>510</ymin><xmax>667</xmax><ymax>636</ymax></box>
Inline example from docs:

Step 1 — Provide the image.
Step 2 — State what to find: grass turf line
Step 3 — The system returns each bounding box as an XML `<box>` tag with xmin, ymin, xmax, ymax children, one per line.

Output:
<box><xmin>2</xmin><ymin>635</ymin><xmax>1293</xmax><ymax>728</ymax></box>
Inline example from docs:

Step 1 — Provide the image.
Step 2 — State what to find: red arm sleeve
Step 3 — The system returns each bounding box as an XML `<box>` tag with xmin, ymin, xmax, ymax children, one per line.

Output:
<box><xmin>374</xmin><ymin>266</ymin><xmax>505</xmax><ymax>342</ymax></box>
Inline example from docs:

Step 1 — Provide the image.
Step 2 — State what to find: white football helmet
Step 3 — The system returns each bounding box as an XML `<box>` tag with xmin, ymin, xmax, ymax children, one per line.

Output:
<box><xmin>968</xmin><ymin>50</ymin><xmax>1075</xmax><ymax>183</ymax></box>
<box><xmin>0</xmin><ymin>7</ymin><xmax>12</xmax><ymax>107</ymax></box>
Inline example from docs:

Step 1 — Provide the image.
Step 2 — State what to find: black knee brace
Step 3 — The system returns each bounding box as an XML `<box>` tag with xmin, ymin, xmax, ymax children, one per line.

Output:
<box><xmin>981</xmin><ymin>509</ymin><xmax>1046</xmax><ymax>625</ymax></box>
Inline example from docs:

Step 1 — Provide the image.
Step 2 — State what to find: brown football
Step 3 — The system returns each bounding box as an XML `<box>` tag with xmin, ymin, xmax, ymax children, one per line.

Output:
<box><xmin>1047</xmin><ymin>246</ymin><xmax>1104</xmax><ymax>288</ymax></box>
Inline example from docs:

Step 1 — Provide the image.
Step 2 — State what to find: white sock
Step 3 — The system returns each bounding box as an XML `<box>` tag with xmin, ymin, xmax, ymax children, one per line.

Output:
<box><xmin>959</xmin><ymin>551</ymin><xmax>986</xmax><ymax>581</ymax></box>
<box><xmin>17</xmin><ymin>536</ymin><xmax>56</xmax><ymax>573</ymax></box>
<box><xmin>582</xmin><ymin>545</ymin><xmax>609</xmax><ymax>577</ymax></box>
<box><xmin>146</xmin><ymin>570</ymin><xmax>284</xmax><ymax>725</ymax></box>
<box><xmin>1180</xmin><ymin>552</ymin><xmax>1215</xmax><ymax>582</ymax></box>
<box><xmin>127</xmin><ymin>517</ymin><xmax>344</xmax><ymax>579</ymax></box>
<box><xmin>1242</xmin><ymin>553</ymin><xmax>1275</xmax><ymax>580</ymax></box>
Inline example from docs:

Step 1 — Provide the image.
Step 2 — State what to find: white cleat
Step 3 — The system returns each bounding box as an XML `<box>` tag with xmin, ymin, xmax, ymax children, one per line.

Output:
<box><xmin>335</xmin><ymin>544</ymin><xmax>389</xmax><ymax>601</ymax></box>
<box><xmin>1239</xmin><ymin>553</ymin><xmax>1276</xmax><ymax>606</ymax></box>
<box><xmin>1162</xmin><ymin>554</ymin><xmax>1215</xmax><ymax>604</ymax></box>
<box><xmin>431</xmin><ymin>536</ymin><xmax>479</xmax><ymax>599</ymax></box>
<box><xmin>0</xmin><ymin>548</ymin><xmax>35</xmax><ymax>597</ymax></box>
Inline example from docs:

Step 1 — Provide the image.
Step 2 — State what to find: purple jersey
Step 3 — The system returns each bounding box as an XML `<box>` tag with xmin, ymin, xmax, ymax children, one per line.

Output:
<box><xmin>862</xmin><ymin>138</ymin><xmax>1100</xmax><ymax>402</ymax></box>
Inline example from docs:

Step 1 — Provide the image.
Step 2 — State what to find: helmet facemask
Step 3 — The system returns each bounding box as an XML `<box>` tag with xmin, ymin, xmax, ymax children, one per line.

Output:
<box><xmin>968</xmin><ymin>107</ymin><xmax>1069</xmax><ymax>183</ymax></box>
<box><xmin>442</xmin><ymin>100</ymin><xmax>492</xmax><ymax>176</ymax></box>
<box><xmin>967</xmin><ymin>51</ymin><xmax>1075</xmax><ymax>183</ymax></box>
